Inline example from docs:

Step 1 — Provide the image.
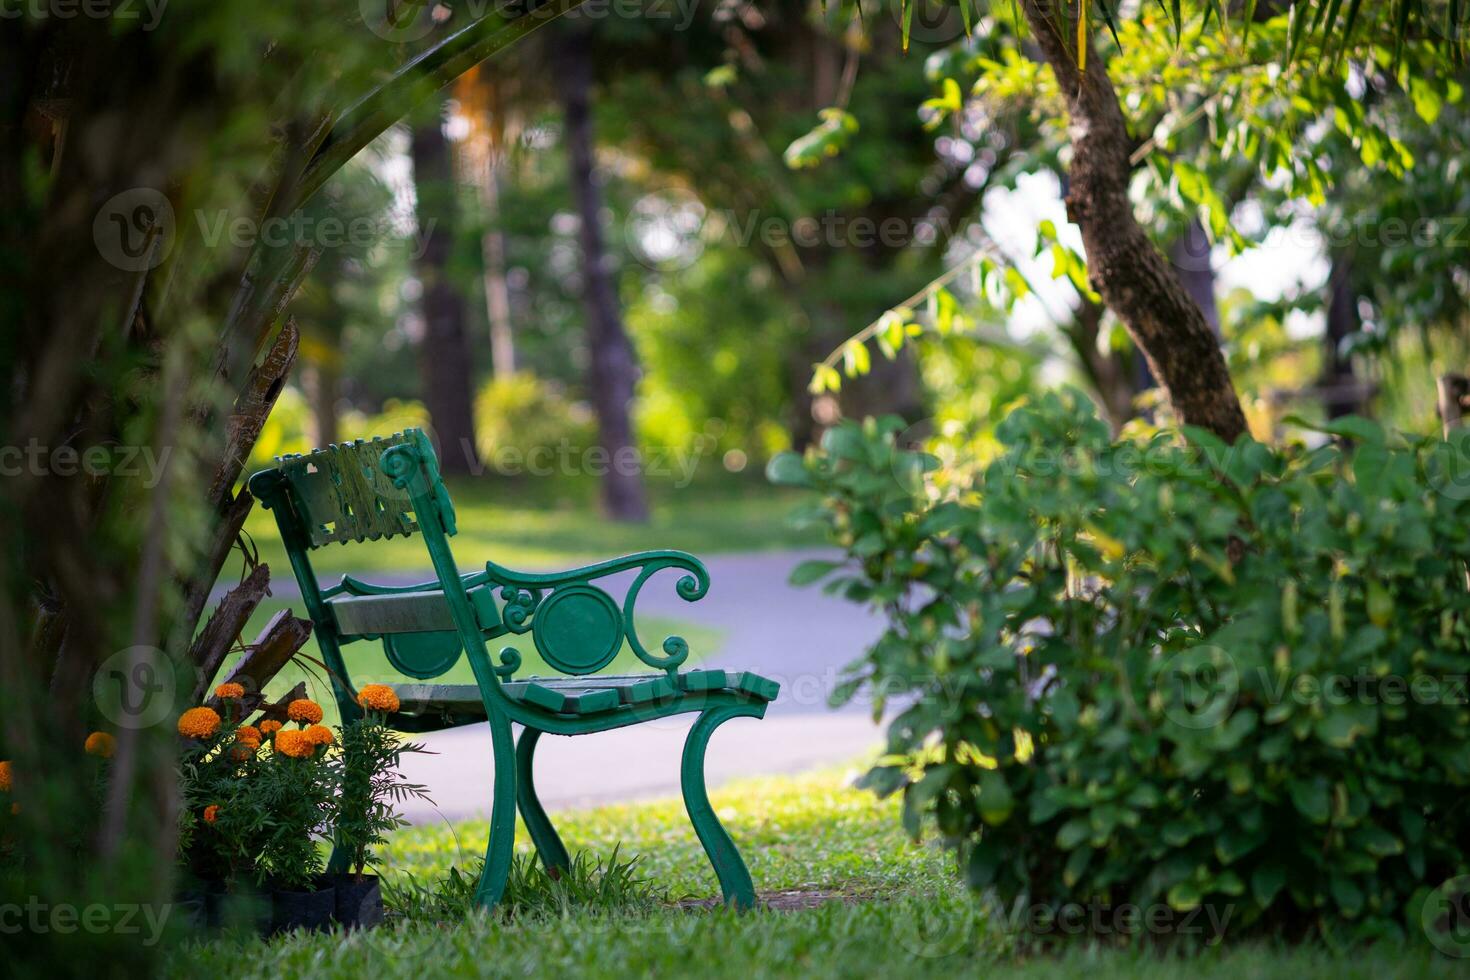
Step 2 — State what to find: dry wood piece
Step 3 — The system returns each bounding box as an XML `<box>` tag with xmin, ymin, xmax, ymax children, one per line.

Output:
<box><xmin>188</xmin><ymin>564</ymin><xmax>272</xmax><ymax>703</ymax></box>
<box><xmin>181</xmin><ymin>488</ymin><xmax>258</xmax><ymax>642</ymax></box>
<box><xmin>208</xmin><ymin>319</ymin><xmax>300</xmax><ymax>510</ymax></box>
<box><xmin>252</xmin><ymin>682</ymin><xmax>310</xmax><ymax>725</ymax></box>
<box><xmin>204</xmin><ymin>609</ymin><xmax>314</xmax><ymax>715</ymax></box>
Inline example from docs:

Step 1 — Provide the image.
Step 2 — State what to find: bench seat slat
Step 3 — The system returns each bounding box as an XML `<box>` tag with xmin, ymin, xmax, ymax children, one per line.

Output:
<box><xmin>391</xmin><ymin>668</ymin><xmax>778</xmax><ymax>723</ymax></box>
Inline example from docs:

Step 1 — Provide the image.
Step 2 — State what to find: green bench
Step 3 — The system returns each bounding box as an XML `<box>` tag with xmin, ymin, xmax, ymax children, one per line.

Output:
<box><xmin>248</xmin><ymin>429</ymin><xmax>779</xmax><ymax>909</ymax></box>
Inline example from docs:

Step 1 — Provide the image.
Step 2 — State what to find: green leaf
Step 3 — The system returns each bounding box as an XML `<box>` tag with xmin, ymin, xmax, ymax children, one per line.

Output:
<box><xmin>765</xmin><ymin>451</ymin><xmax>810</xmax><ymax>487</ymax></box>
<box><xmin>1096</xmin><ymin>0</ymin><xmax>1122</xmax><ymax>46</ymax></box>
<box><xmin>1252</xmin><ymin>864</ymin><xmax>1286</xmax><ymax>907</ymax></box>
<box><xmin>842</xmin><ymin>339</ymin><xmax>872</xmax><ymax>377</ymax></box>
<box><xmin>1282</xmin><ymin>413</ymin><xmax>1385</xmax><ymax>444</ymax></box>
<box><xmin>1289</xmin><ymin>775</ymin><xmax>1331</xmax><ymax>824</ymax></box>
<box><xmin>809</xmin><ymin>362</ymin><xmax>843</xmax><ymax>395</ymax></box>
<box><xmin>979</xmin><ymin>768</ymin><xmax>1015</xmax><ymax>826</ymax></box>
<box><xmin>783</xmin><ymin>108</ymin><xmax>859</xmax><ymax>170</ymax></box>
<box><xmin>789</xmin><ymin>559</ymin><xmax>843</xmax><ymax>586</ymax></box>
<box><xmin>1331</xmin><ymin>874</ymin><xmax>1365</xmax><ymax>917</ymax></box>
<box><xmin>1056</xmin><ymin>817</ymin><xmax>1090</xmax><ymax>850</ymax></box>
<box><xmin>1167</xmin><ymin>878</ymin><xmax>1203</xmax><ymax>911</ymax></box>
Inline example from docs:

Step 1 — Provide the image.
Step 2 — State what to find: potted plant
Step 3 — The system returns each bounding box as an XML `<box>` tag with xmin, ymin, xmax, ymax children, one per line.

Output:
<box><xmin>174</xmin><ymin>685</ymin><xmax>281</xmax><ymax>930</ymax></box>
<box><xmin>325</xmin><ymin>684</ymin><xmax>431</xmax><ymax>929</ymax></box>
<box><xmin>253</xmin><ymin>696</ymin><xmax>338</xmax><ymax>935</ymax></box>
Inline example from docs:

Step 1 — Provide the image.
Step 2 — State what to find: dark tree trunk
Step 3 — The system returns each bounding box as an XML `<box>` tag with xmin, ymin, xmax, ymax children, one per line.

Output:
<box><xmin>1320</xmin><ymin>254</ymin><xmax>1365</xmax><ymax>418</ymax></box>
<box><xmin>411</xmin><ymin>106</ymin><xmax>481</xmax><ymax>476</ymax></box>
<box><xmin>303</xmin><ymin>361</ymin><xmax>340</xmax><ymax>447</ymax></box>
<box><xmin>1019</xmin><ymin>2</ymin><xmax>1247</xmax><ymax>444</ymax></box>
<box><xmin>1064</xmin><ymin>299</ymin><xmax>1136</xmax><ymax>432</ymax></box>
<box><xmin>556</xmin><ymin>28</ymin><xmax>649</xmax><ymax>522</ymax></box>
<box><xmin>1170</xmin><ymin>219</ymin><xmax>1221</xmax><ymax>334</ymax></box>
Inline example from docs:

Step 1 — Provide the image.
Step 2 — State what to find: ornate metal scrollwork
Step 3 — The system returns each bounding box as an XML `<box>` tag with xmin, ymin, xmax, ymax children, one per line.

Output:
<box><xmin>482</xmin><ymin>551</ymin><xmax>711</xmax><ymax>677</ymax></box>
<box><xmin>500</xmin><ymin>585</ymin><xmax>543</xmax><ymax>633</ymax></box>
<box><xmin>493</xmin><ymin>646</ymin><xmax>522</xmax><ymax>679</ymax></box>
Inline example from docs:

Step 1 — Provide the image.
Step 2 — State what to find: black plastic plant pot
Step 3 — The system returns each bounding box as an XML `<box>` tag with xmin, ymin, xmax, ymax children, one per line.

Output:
<box><xmin>323</xmin><ymin>873</ymin><xmax>384</xmax><ymax>930</ymax></box>
<box><xmin>269</xmin><ymin>883</ymin><xmax>336</xmax><ymax>935</ymax></box>
<box><xmin>172</xmin><ymin>878</ymin><xmax>214</xmax><ymax>930</ymax></box>
<box><xmin>214</xmin><ymin>882</ymin><xmax>271</xmax><ymax>933</ymax></box>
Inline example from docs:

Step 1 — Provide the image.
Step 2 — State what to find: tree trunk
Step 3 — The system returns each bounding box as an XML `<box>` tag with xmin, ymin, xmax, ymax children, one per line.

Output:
<box><xmin>1019</xmin><ymin>2</ymin><xmax>1247</xmax><ymax>444</ymax></box>
<box><xmin>556</xmin><ymin>27</ymin><xmax>649</xmax><ymax>522</ymax></box>
<box><xmin>1064</xmin><ymin>299</ymin><xmax>1136</xmax><ymax>432</ymax></box>
<box><xmin>303</xmin><ymin>361</ymin><xmax>340</xmax><ymax>447</ymax></box>
<box><xmin>1170</xmin><ymin>219</ymin><xmax>1221</xmax><ymax>334</ymax></box>
<box><xmin>479</xmin><ymin>152</ymin><xmax>518</xmax><ymax>380</ymax></box>
<box><xmin>411</xmin><ymin>105</ymin><xmax>482</xmax><ymax>476</ymax></box>
<box><xmin>1320</xmin><ymin>254</ymin><xmax>1364</xmax><ymax>419</ymax></box>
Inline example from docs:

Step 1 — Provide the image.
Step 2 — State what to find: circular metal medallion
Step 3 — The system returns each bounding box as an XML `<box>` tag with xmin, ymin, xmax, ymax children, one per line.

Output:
<box><xmin>532</xmin><ymin>585</ymin><xmax>624</xmax><ymax>675</ymax></box>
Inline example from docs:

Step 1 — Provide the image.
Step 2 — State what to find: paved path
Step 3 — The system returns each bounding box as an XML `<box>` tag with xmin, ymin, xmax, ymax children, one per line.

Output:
<box><xmin>259</xmin><ymin>551</ymin><xmax>889</xmax><ymax>822</ymax></box>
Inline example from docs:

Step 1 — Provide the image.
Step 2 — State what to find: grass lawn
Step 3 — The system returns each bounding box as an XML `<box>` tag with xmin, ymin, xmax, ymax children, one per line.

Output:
<box><xmin>215</xmin><ymin>597</ymin><xmax>723</xmax><ymax>727</ymax></box>
<box><xmin>239</xmin><ymin>471</ymin><xmax>825</xmax><ymax>578</ymax></box>
<box><xmin>168</xmin><ymin>767</ymin><xmax>1459</xmax><ymax>979</ymax></box>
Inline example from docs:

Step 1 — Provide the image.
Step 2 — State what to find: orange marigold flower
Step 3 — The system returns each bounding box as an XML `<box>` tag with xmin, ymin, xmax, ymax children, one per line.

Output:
<box><xmin>286</xmin><ymin>699</ymin><xmax>324</xmax><ymax>725</ymax></box>
<box><xmin>8</xmin><ymin>803</ymin><xmax>16</xmax><ymax>816</ymax></box>
<box><xmin>235</xmin><ymin>725</ymin><xmax>263</xmax><ymax>748</ymax></box>
<box><xmin>259</xmin><ymin>720</ymin><xmax>283</xmax><ymax>737</ymax></box>
<box><xmin>356</xmin><ymin>684</ymin><xmax>401</xmax><ymax>714</ymax></box>
<box><xmin>274</xmin><ymin>729</ymin><xmax>314</xmax><ymax>759</ymax></box>
<box><xmin>214</xmin><ymin>682</ymin><xmax>246</xmax><ymax>700</ymax></box>
<box><xmin>228</xmin><ymin>744</ymin><xmax>254</xmax><ymax>762</ymax></box>
<box><xmin>84</xmin><ymin>732</ymin><xmax>116</xmax><ymax>759</ymax></box>
<box><xmin>203</xmin><ymin>805</ymin><xmax>220</xmax><ymax>824</ymax></box>
<box><xmin>0</xmin><ymin>761</ymin><xmax>10</xmax><ymax>792</ymax></box>
<box><xmin>304</xmin><ymin>724</ymin><xmax>334</xmax><ymax>747</ymax></box>
<box><xmin>177</xmin><ymin>707</ymin><xmax>221</xmax><ymax>739</ymax></box>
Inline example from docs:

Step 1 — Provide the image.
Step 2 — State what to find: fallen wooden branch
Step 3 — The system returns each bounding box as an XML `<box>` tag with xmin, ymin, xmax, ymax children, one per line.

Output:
<box><xmin>252</xmin><ymin>682</ymin><xmax>309</xmax><ymax>725</ymax></box>
<box><xmin>204</xmin><ymin>608</ymin><xmax>313</xmax><ymax>716</ymax></box>
<box><xmin>188</xmin><ymin>564</ymin><xmax>272</xmax><ymax>703</ymax></box>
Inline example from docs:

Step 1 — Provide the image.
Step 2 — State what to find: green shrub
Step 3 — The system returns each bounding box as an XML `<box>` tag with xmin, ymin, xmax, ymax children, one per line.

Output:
<box><xmin>473</xmin><ymin>371</ymin><xmax>595</xmax><ymax>473</ymax></box>
<box><xmin>771</xmin><ymin>389</ymin><xmax>1470</xmax><ymax>944</ymax></box>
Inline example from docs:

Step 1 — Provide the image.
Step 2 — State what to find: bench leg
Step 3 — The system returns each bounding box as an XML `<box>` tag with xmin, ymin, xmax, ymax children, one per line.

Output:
<box><xmin>474</xmin><ymin>708</ymin><xmax>518</xmax><ymax>910</ymax></box>
<box><xmin>515</xmin><ymin>727</ymin><xmax>571</xmax><ymax>876</ymax></box>
<box><xmin>681</xmin><ymin>705</ymin><xmax>761</xmax><ymax>909</ymax></box>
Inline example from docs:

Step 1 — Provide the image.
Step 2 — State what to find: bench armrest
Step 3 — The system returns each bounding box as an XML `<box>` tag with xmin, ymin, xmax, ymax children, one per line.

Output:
<box><xmin>483</xmin><ymin>550</ymin><xmax>710</xmax><ymax>673</ymax></box>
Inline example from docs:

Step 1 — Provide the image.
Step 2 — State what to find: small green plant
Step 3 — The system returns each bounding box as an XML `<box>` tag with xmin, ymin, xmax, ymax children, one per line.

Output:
<box><xmin>329</xmin><ymin>685</ymin><xmax>431</xmax><ymax>880</ymax></box>
<box><xmin>773</xmin><ymin>389</ymin><xmax>1470</xmax><ymax>944</ymax></box>
<box><xmin>384</xmin><ymin>847</ymin><xmax>663</xmax><ymax>922</ymax></box>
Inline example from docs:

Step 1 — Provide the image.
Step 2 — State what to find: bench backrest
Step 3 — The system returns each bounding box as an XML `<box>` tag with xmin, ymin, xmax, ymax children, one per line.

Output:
<box><xmin>261</xmin><ymin>429</ymin><xmax>457</xmax><ymax>549</ymax></box>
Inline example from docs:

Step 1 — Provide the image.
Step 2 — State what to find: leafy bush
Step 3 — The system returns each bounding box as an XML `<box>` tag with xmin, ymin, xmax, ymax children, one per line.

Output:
<box><xmin>473</xmin><ymin>371</ymin><xmax>595</xmax><ymax>472</ymax></box>
<box><xmin>771</xmin><ymin>390</ymin><xmax>1470</xmax><ymax>943</ymax></box>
